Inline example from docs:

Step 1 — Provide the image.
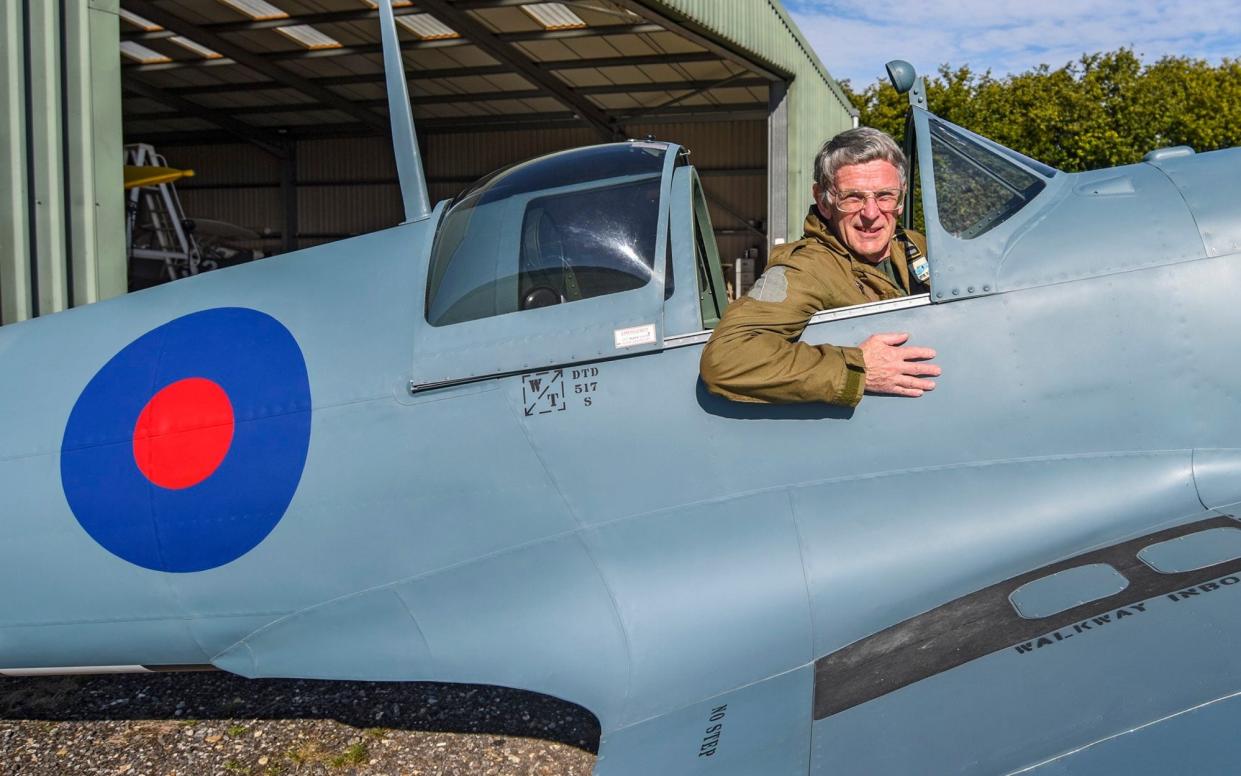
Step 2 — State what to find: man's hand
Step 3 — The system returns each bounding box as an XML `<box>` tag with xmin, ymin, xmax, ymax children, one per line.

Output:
<box><xmin>858</xmin><ymin>332</ymin><xmax>941</xmax><ymax>397</ymax></box>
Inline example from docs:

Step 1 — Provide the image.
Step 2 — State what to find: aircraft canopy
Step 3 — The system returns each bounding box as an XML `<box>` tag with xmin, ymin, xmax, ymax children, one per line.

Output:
<box><xmin>426</xmin><ymin>143</ymin><xmax>669</xmax><ymax>327</ymax></box>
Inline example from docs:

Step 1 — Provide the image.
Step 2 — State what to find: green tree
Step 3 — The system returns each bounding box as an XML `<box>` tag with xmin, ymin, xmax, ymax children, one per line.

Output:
<box><xmin>838</xmin><ymin>50</ymin><xmax>1241</xmax><ymax>172</ymax></box>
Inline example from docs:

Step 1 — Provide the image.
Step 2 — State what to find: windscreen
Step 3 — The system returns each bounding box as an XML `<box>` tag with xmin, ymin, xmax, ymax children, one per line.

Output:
<box><xmin>930</xmin><ymin>118</ymin><xmax>1048</xmax><ymax>239</ymax></box>
<box><xmin>426</xmin><ymin>143</ymin><xmax>667</xmax><ymax>326</ymax></box>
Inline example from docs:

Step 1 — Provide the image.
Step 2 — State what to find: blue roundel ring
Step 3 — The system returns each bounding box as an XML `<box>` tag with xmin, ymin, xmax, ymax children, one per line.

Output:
<box><xmin>60</xmin><ymin>307</ymin><xmax>312</xmax><ymax>573</ymax></box>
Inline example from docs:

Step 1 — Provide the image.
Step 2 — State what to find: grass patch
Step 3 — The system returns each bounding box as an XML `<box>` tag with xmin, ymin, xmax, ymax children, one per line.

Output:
<box><xmin>286</xmin><ymin>741</ymin><xmax>326</xmax><ymax>765</ymax></box>
<box><xmin>329</xmin><ymin>742</ymin><xmax>368</xmax><ymax>767</ymax></box>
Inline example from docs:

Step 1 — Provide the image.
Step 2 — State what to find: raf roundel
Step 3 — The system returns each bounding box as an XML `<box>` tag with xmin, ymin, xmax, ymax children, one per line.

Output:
<box><xmin>60</xmin><ymin>307</ymin><xmax>312</xmax><ymax>573</ymax></box>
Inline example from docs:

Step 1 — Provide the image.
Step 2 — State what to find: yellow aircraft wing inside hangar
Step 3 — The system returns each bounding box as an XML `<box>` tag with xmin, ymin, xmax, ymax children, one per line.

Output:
<box><xmin>123</xmin><ymin>165</ymin><xmax>194</xmax><ymax>190</ymax></box>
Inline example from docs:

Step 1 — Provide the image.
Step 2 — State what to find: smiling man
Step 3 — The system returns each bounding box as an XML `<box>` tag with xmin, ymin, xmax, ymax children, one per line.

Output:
<box><xmin>700</xmin><ymin>127</ymin><xmax>942</xmax><ymax>407</ymax></box>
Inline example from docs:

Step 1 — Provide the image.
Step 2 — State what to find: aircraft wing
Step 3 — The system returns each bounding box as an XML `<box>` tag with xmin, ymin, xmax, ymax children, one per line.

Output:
<box><xmin>123</xmin><ymin>164</ymin><xmax>194</xmax><ymax>190</ymax></box>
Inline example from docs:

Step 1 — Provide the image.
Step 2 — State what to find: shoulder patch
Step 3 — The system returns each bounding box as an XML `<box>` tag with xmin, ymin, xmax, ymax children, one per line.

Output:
<box><xmin>747</xmin><ymin>265</ymin><xmax>789</xmax><ymax>303</ymax></box>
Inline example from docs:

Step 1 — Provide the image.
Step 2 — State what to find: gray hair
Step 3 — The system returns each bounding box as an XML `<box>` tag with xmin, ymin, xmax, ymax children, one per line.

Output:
<box><xmin>813</xmin><ymin>127</ymin><xmax>907</xmax><ymax>191</ymax></box>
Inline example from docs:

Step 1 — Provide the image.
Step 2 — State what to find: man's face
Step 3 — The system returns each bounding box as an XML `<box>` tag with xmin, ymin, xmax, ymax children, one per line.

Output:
<box><xmin>815</xmin><ymin>159</ymin><xmax>903</xmax><ymax>264</ymax></box>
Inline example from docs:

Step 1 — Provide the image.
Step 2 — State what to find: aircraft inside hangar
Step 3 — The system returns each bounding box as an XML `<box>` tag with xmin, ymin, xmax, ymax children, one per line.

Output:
<box><xmin>3</xmin><ymin>0</ymin><xmax>853</xmax><ymax>324</ymax></box>
<box><xmin>8</xmin><ymin>2</ymin><xmax>1241</xmax><ymax>775</ymax></box>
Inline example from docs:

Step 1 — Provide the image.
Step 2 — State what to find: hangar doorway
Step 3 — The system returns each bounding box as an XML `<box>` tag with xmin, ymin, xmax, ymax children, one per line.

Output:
<box><xmin>3</xmin><ymin>1</ymin><xmax>856</xmax><ymax>323</ymax></box>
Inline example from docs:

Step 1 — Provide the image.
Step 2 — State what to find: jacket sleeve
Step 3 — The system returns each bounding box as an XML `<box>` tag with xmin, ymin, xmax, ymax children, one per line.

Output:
<box><xmin>699</xmin><ymin>260</ymin><xmax>866</xmax><ymax>407</ymax></box>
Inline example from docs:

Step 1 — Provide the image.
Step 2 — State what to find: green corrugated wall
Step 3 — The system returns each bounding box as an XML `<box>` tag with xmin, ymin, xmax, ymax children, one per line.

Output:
<box><xmin>0</xmin><ymin>0</ymin><xmax>125</xmax><ymax>325</ymax></box>
<box><xmin>646</xmin><ymin>0</ymin><xmax>856</xmax><ymax>243</ymax></box>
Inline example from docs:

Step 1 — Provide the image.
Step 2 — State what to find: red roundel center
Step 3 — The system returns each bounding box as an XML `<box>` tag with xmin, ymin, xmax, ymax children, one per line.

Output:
<box><xmin>133</xmin><ymin>377</ymin><xmax>235</xmax><ymax>490</ymax></box>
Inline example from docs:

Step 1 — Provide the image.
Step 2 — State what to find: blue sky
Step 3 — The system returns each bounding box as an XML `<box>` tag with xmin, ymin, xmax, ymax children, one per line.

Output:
<box><xmin>783</xmin><ymin>0</ymin><xmax>1241</xmax><ymax>88</ymax></box>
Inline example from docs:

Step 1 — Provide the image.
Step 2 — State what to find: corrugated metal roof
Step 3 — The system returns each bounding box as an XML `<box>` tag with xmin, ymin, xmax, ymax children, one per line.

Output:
<box><xmin>120</xmin><ymin>0</ymin><xmax>840</xmax><ymax>147</ymax></box>
<box><xmin>122</xmin><ymin>0</ymin><xmax>853</xmax><ymax>256</ymax></box>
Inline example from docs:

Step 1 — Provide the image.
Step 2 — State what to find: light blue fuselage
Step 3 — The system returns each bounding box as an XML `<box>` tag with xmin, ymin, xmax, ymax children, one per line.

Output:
<box><xmin>4</xmin><ymin>133</ymin><xmax>1241</xmax><ymax>775</ymax></box>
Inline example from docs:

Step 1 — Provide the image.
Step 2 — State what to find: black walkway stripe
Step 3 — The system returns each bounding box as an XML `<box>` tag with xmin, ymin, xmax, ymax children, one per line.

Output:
<box><xmin>813</xmin><ymin>515</ymin><xmax>1241</xmax><ymax>720</ymax></box>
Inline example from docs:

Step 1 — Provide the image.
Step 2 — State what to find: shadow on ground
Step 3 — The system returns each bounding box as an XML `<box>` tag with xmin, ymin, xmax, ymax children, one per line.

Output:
<box><xmin>0</xmin><ymin>672</ymin><xmax>600</xmax><ymax>753</ymax></box>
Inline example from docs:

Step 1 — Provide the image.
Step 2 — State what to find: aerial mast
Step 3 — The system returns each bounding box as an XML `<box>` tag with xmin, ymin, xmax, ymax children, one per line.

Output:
<box><xmin>377</xmin><ymin>0</ymin><xmax>431</xmax><ymax>222</ymax></box>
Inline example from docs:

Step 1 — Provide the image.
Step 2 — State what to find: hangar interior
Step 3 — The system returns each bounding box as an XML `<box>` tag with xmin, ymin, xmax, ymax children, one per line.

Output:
<box><xmin>2</xmin><ymin>0</ymin><xmax>855</xmax><ymax>324</ymax></box>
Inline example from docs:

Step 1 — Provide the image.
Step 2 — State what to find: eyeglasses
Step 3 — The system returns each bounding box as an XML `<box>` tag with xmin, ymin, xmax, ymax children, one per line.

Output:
<box><xmin>829</xmin><ymin>188</ymin><xmax>904</xmax><ymax>214</ymax></box>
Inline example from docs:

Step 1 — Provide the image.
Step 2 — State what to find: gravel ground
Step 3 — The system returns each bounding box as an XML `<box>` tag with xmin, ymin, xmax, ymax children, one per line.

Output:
<box><xmin>0</xmin><ymin>673</ymin><xmax>599</xmax><ymax>776</ymax></box>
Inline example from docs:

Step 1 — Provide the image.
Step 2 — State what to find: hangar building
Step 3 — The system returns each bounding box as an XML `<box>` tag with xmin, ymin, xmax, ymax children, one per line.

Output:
<box><xmin>1</xmin><ymin>0</ymin><xmax>855</xmax><ymax>325</ymax></box>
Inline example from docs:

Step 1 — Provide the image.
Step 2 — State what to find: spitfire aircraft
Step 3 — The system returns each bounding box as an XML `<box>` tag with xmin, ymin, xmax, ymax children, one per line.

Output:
<box><xmin>5</xmin><ymin>1</ymin><xmax>1241</xmax><ymax>772</ymax></box>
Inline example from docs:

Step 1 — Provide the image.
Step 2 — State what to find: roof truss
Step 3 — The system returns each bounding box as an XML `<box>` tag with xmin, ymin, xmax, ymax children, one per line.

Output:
<box><xmin>123</xmin><ymin>0</ymin><xmax>390</xmax><ymax>133</ymax></box>
<box><xmin>120</xmin><ymin>0</ymin><xmax>777</xmax><ymax>146</ymax></box>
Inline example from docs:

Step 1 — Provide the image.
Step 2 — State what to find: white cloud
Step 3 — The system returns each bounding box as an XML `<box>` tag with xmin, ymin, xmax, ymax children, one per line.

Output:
<box><xmin>786</xmin><ymin>0</ymin><xmax>1241</xmax><ymax>87</ymax></box>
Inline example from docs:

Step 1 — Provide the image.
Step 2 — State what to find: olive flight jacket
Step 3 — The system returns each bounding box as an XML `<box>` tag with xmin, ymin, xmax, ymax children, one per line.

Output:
<box><xmin>700</xmin><ymin>207</ymin><xmax>928</xmax><ymax>407</ymax></box>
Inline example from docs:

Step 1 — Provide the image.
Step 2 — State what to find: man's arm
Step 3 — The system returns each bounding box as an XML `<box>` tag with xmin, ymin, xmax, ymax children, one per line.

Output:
<box><xmin>700</xmin><ymin>264</ymin><xmax>941</xmax><ymax>407</ymax></box>
<box><xmin>700</xmin><ymin>262</ymin><xmax>867</xmax><ymax>406</ymax></box>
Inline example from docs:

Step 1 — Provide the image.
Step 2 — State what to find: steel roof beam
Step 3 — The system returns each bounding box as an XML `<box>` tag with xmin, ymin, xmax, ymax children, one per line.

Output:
<box><xmin>620</xmin><ymin>103</ymin><xmax>768</xmax><ymax>121</ymax></box>
<box><xmin>123</xmin><ymin>22</ymin><xmax>663</xmax><ymax>70</ymax></box>
<box><xmin>703</xmin><ymin>192</ymin><xmax>766</xmax><ymax>238</ymax></box>
<box><xmin>125</xmin><ymin>103</ymin><xmax>765</xmax><ymax>147</ymax></box>
<box><xmin>122</xmin><ymin>77</ymin><xmax>287</xmax><ymax>157</ymax></box>
<box><xmin>125</xmin><ymin>103</ymin><xmax>766</xmax><ymax>146</ymax></box>
<box><xmin>122</xmin><ymin>6</ymin><xmax>422</xmax><ymax>40</ymax></box>
<box><xmin>399</xmin><ymin>0</ymin><xmax>618</xmax><ymax>138</ymax></box>
<box><xmin>127</xmin><ymin>50</ymin><xmax>723</xmax><ymax>80</ymax></box>
<box><xmin>402</xmin><ymin>103</ymin><xmax>770</xmax><ymax>131</ymax></box>
<box><xmin>453</xmin><ymin>0</ymin><xmax>600</xmax><ymax>7</ymax></box>
<box><xmin>163</xmin><ymin>67</ymin><xmax>754</xmax><ymax>98</ymax></box>
<box><xmin>121</xmin><ymin>0</ymin><xmax>390</xmax><ymax>133</ymax></box>
<box><xmin>127</xmin><ymin>14</ymin><xmax>658</xmax><ymax>44</ymax></box>
<box><xmin>255</xmin><ymin>21</ymin><xmax>665</xmax><ymax>61</ymax></box>
<box><xmin>126</xmin><ymin>78</ymin><xmax>769</xmax><ymax>119</ymax></box>
<box><xmin>160</xmin><ymin>65</ymin><xmax>506</xmax><ymax>91</ymax></box>
<box><xmin>122</xmin><ymin>0</ymin><xmax>634</xmax><ymax>40</ymax></box>
<box><xmin>621</xmin><ymin>71</ymin><xmax>747</xmax><ymax>121</ymax></box>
